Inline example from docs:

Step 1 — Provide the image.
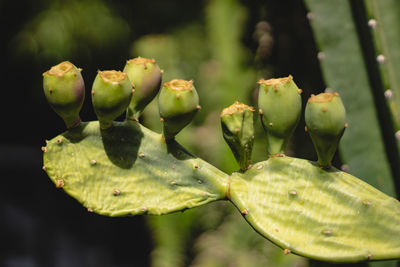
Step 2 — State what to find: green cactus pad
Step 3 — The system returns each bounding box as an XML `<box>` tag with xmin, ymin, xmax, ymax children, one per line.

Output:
<box><xmin>42</xmin><ymin>120</ymin><xmax>228</xmax><ymax>216</ymax></box>
<box><xmin>229</xmin><ymin>156</ymin><xmax>400</xmax><ymax>262</ymax></box>
<box><xmin>305</xmin><ymin>92</ymin><xmax>347</xmax><ymax>168</ymax></box>
<box><xmin>158</xmin><ymin>79</ymin><xmax>200</xmax><ymax>140</ymax></box>
<box><xmin>43</xmin><ymin>61</ymin><xmax>85</xmax><ymax>129</ymax></box>
<box><xmin>91</xmin><ymin>70</ymin><xmax>133</xmax><ymax>130</ymax></box>
<box><xmin>124</xmin><ymin>57</ymin><xmax>162</xmax><ymax>120</ymax></box>
<box><xmin>220</xmin><ymin>101</ymin><xmax>255</xmax><ymax>170</ymax></box>
<box><xmin>258</xmin><ymin>75</ymin><xmax>302</xmax><ymax>156</ymax></box>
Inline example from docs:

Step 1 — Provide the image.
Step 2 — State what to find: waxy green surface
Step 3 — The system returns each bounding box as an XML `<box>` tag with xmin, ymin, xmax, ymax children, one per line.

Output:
<box><xmin>230</xmin><ymin>157</ymin><xmax>400</xmax><ymax>262</ymax></box>
<box><xmin>43</xmin><ymin>121</ymin><xmax>400</xmax><ymax>262</ymax></box>
<box><xmin>43</xmin><ymin>121</ymin><xmax>228</xmax><ymax>216</ymax></box>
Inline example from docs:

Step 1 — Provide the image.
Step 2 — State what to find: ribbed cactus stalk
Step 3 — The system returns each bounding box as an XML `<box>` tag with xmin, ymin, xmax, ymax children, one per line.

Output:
<box><xmin>123</xmin><ymin>57</ymin><xmax>162</xmax><ymax>121</ymax></box>
<box><xmin>91</xmin><ymin>70</ymin><xmax>133</xmax><ymax>130</ymax></box>
<box><xmin>158</xmin><ymin>79</ymin><xmax>200</xmax><ymax>140</ymax></box>
<box><xmin>43</xmin><ymin>61</ymin><xmax>85</xmax><ymax>129</ymax></box>
<box><xmin>258</xmin><ymin>75</ymin><xmax>302</xmax><ymax>156</ymax></box>
<box><xmin>305</xmin><ymin>92</ymin><xmax>346</xmax><ymax>168</ymax></box>
<box><xmin>41</xmin><ymin>60</ymin><xmax>400</xmax><ymax>263</ymax></box>
<box><xmin>220</xmin><ymin>101</ymin><xmax>255</xmax><ymax>170</ymax></box>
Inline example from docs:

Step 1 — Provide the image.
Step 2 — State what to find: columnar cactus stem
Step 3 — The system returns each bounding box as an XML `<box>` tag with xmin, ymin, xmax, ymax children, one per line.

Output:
<box><xmin>158</xmin><ymin>79</ymin><xmax>200</xmax><ymax>140</ymax></box>
<box><xmin>305</xmin><ymin>92</ymin><xmax>346</xmax><ymax>168</ymax></box>
<box><xmin>43</xmin><ymin>61</ymin><xmax>85</xmax><ymax>129</ymax></box>
<box><xmin>91</xmin><ymin>70</ymin><xmax>133</xmax><ymax>130</ymax></box>
<box><xmin>258</xmin><ymin>75</ymin><xmax>302</xmax><ymax>156</ymax></box>
<box><xmin>123</xmin><ymin>57</ymin><xmax>162</xmax><ymax>120</ymax></box>
<box><xmin>220</xmin><ymin>101</ymin><xmax>255</xmax><ymax>170</ymax></box>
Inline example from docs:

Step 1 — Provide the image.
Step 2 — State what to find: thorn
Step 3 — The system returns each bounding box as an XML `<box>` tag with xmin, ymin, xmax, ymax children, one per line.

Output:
<box><xmin>90</xmin><ymin>160</ymin><xmax>97</xmax><ymax>165</ymax></box>
<box><xmin>377</xmin><ymin>54</ymin><xmax>385</xmax><ymax>64</ymax></box>
<box><xmin>42</xmin><ymin>166</ymin><xmax>47</xmax><ymax>171</ymax></box>
<box><xmin>49</xmin><ymin>87</ymin><xmax>53</xmax><ymax>93</ymax></box>
<box><xmin>396</xmin><ymin>130</ymin><xmax>400</xmax><ymax>141</ymax></box>
<box><xmin>160</xmin><ymin>69</ymin><xmax>164</xmax><ymax>74</ymax></box>
<box><xmin>196</xmin><ymin>105</ymin><xmax>202</xmax><ymax>110</ymax></box>
<box><xmin>139</xmin><ymin>152</ymin><xmax>145</xmax><ymax>158</ymax></box>
<box><xmin>269</xmin><ymin>122</ymin><xmax>273</xmax><ymax>127</ymax></box>
<box><xmin>202</xmin><ymin>192</ymin><xmax>207</xmax><ymax>197</ymax></box>
<box><xmin>366</xmin><ymin>253</ymin><xmax>372</xmax><ymax>260</ymax></box>
<box><xmin>256</xmin><ymin>165</ymin><xmax>263</xmax><ymax>170</ymax></box>
<box><xmin>56</xmin><ymin>179</ymin><xmax>65</xmax><ymax>188</ymax></box>
<box><xmin>176</xmin><ymin>94</ymin><xmax>181</xmax><ymax>99</ymax></box>
<box><xmin>363</xmin><ymin>200</ymin><xmax>372</xmax><ymax>206</ymax></box>
<box><xmin>384</xmin><ymin>89</ymin><xmax>393</xmax><ymax>99</ymax></box>
<box><xmin>131</xmin><ymin>89</ymin><xmax>135</xmax><ymax>94</ymax></box>
<box><xmin>317</xmin><ymin>52</ymin><xmax>325</xmax><ymax>60</ymax></box>
<box><xmin>368</xmin><ymin>19</ymin><xmax>377</xmax><ymax>29</ymax></box>
<box><xmin>113</xmin><ymin>189</ymin><xmax>121</xmax><ymax>196</ymax></box>
<box><xmin>172</xmin><ymin>165</ymin><xmax>175</xmax><ymax>169</ymax></box>
<box><xmin>234</xmin><ymin>128</ymin><xmax>240</xmax><ymax>133</ymax></box>
<box><xmin>304</xmin><ymin>126</ymin><xmax>308</xmax><ymax>132</ymax></box>
<box><xmin>41</xmin><ymin>146</ymin><xmax>47</xmax><ymax>153</ymax></box>
<box><xmin>258</xmin><ymin>109</ymin><xmax>263</xmax><ymax>115</ymax></box>
<box><xmin>91</xmin><ymin>90</ymin><xmax>95</xmax><ymax>95</ymax></box>
<box><xmin>141</xmin><ymin>207</ymin><xmax>147</xmax><ymax>212</ymax></box>
<box><xmin>273</xmin><ymin>85</ymin><xmax>278</xmax><ymax>92</ymax></box>
<box><xmin>289</xmin><ymin>190</ymin><xmax>297</xmax><ymax>196</ymax></box>
<box><xmin>170</xmin><ymin>180</ymin><xmax>177</xmax><ymax>185</ymax></box>
<box><xmin>322</xmin><ymin>230</ymin><xmax>332</xmax><ymax>236</ymax></box>
<box><xmin>298</xmin><ymin>89</ymin><xmax>302</xmax><ymax>94</ymax></box>
<box><xmin>324</xmin><ymin>87</ymin><xmax>333</xmax><ymax>93</ymax></box>
<box><xmin>45</xmin><ymin>140</ymin><xmax>49</xmax><ymax>144</ymax></box>
<box><xmin>56</xmin><ymin>138</ymin><xmax>62</xmax><ymax>143</ymax></box>
<box><xmin>194</xmin><ymin>164</ymin><xmax>200</xmax><ymax>169</ymax></box>
<box><xmin>160</xmin><ymin>117</ymin><xmax>164</xmax><ymax>122</ymax></box>
<box><xmin>341</xmin><ymin>164</ymin><xmax>349</xmax><ymax>172</ymax></box>
<box><xmin>306</xmin><ymin>12</ymin><xmax>313</xmax><ymax>20</ymax></box>
<box><xmin>197</xmin><ymin>179</ymin><xmax>202</xmax><ymax>184</ymax></box>
<box><xmin>241</xmin><ymin>209</ymin><xmax>248</xmax><ymax>215</ymax></box>
<box><xmin>344</xmin><ymin>123</ymin><xmax>349</xmax><ymax>128</ymax></box>
<box><xmin>283</xmin><ymin>249</ymin><xmax>291</xmax><ymax>255</ymax></box>
<box><xmin>322</xmin><ymin>107</ymin><xmax>327</xmax><ymax>112</ymax></box>
<box><xmin>87</xmin><ymin>208</ymin><xmax>93</xmax><ymax>213</ymax></box>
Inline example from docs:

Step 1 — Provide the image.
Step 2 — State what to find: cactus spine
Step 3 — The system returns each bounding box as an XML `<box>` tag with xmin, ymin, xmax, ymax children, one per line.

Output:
<box><xmin>220</xmin><ymin>101</ymin><xmax>255</xmax><ymax>170</ymax></box>
<box><xmin>43</xmin><ymin>61</ymin><xmax>85</xmax><ymax>129</ymax></box>
<box><xmin>158</xmin><ymin>79</ymin><xmax>200</xmax><ymax>140</ymax></box>
<box><xmin>258</xmin><ymin>75</ymin><xmax>302</xmax><ymax>156</ymax></box>
<box><xmin>305</xmin><ymin>92</ymin><xmax>346</xmax><ymax>168</ymax></box>
<box><xmin>91</xmin><ymin>70</ymin><xmax>133</xmax><ymax>130</ymax></box>
<box><xmin>123</xmin><ymin>57</ymin><xmax>162</xmax><ymax>121</ymax></box>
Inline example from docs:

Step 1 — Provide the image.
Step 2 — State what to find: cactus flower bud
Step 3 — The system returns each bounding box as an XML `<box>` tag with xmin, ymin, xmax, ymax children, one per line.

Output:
<box><xmin>221</xmin><ymin>101</ymin><xmax>255</xmax><ymax>170</ymax></box>
<box><xmin>123</xmin><ymin>57</ymin><xmax>162</xmax><ymax>120</ymax></box>
<box><xmin>258</xmin><ymin>75</ymin><xmax>302</xmax><ymax>156</ymax></box>
<box><xmin>158</xmin><ymin>79</ymin><xmax>200</xmax><ymax>140</ymax></box>
<box><xmin>43</xmin><ymin>61</ymin><xmax>85</xmax><ymax>129</ymax></box>
<box><xmin>91</xmin><ymin>70</ymin><xmax>133</xmax><ymax>130</ymax></box>
<box><xmin>305</xmin><ymin>92</ymin><xmax>346</xmax><ymax>168</ymax></box>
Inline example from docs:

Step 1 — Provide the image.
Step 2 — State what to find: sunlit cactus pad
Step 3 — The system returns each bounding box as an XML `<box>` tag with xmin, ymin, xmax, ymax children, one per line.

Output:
<box><xmin>42</xmin><ymin>59</ymin><xmax>400</xmax><ymax>263</ymax></box>
<box><xmin>43</xmin><ymin>121</ymin><xmax>228</xmax><ymax>216</ymax></box>
<box><xmin>230</xmin><ymin>157</ymin><xmax>400</xmax><ymax>262</ymax></box>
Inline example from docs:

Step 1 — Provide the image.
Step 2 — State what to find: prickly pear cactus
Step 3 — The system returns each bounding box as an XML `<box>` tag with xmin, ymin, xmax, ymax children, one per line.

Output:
<box><xmin>42</xmin><ymin>59</ymin><xmax>400</xmax><ymax>263</ymax></box>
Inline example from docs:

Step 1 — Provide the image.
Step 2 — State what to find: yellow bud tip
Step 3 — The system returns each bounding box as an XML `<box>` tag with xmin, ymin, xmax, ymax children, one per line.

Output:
<box><xmin>220</xmin><ymin>101</ymin><xmax>255</xmax><ymax>117</ymax></box>
<box><xmin>99</xmin><ymin>70</ymin><xmax>127</xmax><ymax>83</ymax></box>
<box><xmin>43</xmin><ymin>61</ymin><xmax>74</xmax><ymax>77</ymax></box>
<box><xmin>308</xmin><ymin>92</ymin><xmax>338</xmax><ymax>103</ymax></box>
<box><xmin>257</xmin><ymin>75</ymin><xmax>293</xmax><ymax>86</ymax></box>
<box><xmin>165</xmin><ymin>79</ymin><xmax>194</xmax><ymax>91</ymax></box>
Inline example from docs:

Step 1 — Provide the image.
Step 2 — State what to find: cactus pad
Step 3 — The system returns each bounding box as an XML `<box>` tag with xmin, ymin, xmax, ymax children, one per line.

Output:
<box><xmin>43</xmin><ymin>120</ymin><xmax>228</xmax><ymax>216</ymax></box>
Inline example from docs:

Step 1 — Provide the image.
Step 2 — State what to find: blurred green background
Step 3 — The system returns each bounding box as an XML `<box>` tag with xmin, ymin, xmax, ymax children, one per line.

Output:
<box><xmin>0</xmin><ymin>0</ymin><xmax>371</xmax><ymax>266</ymax></box>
